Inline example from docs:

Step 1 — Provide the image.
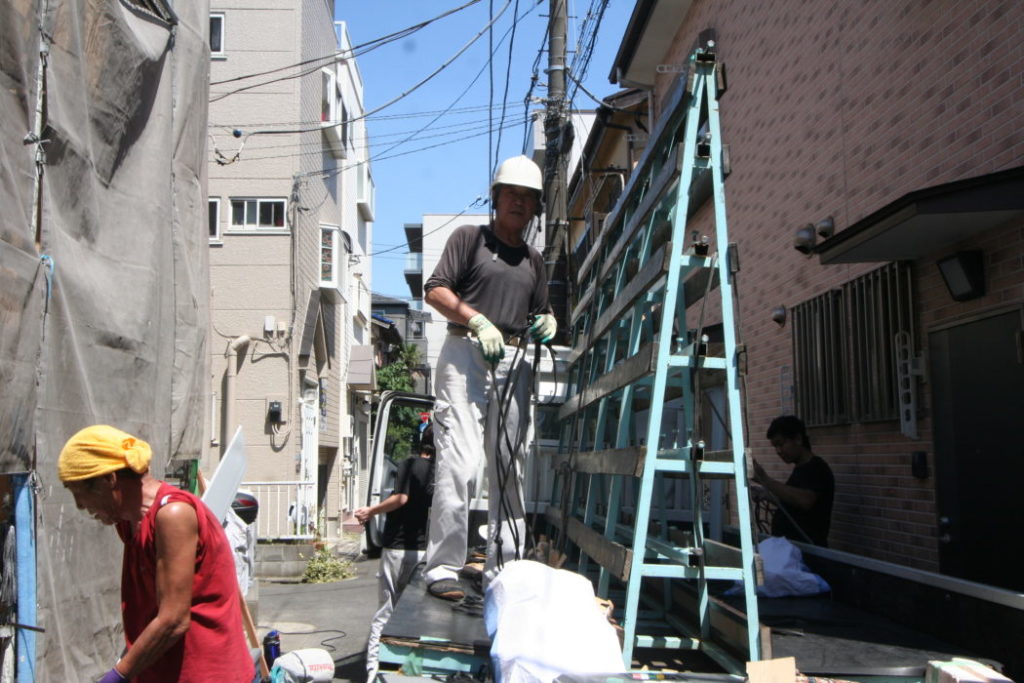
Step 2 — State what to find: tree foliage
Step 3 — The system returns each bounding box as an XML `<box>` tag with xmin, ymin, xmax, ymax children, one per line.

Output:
<box><xmin>376</xmin><ymin>344</ymin><xmax>425</xmax><ymax>461</ymax></box>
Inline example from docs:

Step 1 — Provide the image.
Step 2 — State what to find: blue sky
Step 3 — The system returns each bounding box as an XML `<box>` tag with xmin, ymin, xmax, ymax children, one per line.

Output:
<box><xmin>333</xmin><ymin>1</ymin><xmax>635</xmax><ymax>299</ymax></box>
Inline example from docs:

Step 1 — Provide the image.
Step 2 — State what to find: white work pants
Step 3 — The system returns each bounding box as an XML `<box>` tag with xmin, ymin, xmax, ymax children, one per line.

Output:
<box><xmin>424</xmin><ymin>335</ymin><xmax>532</xmax><ymax>588</ymax></box>
<box><xmin>365</xmin><ymin>547</ymin><xmax>424</xmax><ymax>681</ymax></box>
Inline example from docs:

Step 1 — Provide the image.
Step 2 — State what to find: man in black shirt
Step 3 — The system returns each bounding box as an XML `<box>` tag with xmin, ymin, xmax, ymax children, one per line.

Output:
<box><xmin>421</xmin><ymin>155</ymin><xmax>555</xmax><ymax>601</ymax></box>
<box><xmin>356</xmin><ymin>425</ymin><xmax>435</xmax><ymax>680</ymax></box>
<box><xmin>753</xmin><ymin>415</ymin><xmax>835</xmax><ymax>546</ymax></box>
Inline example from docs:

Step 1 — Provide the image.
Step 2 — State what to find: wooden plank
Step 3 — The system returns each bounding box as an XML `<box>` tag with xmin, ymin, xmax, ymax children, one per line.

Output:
<box><xmin>589</xmin><ymin>244</ymin><xmax>671</xmax><ymax>345</ymax></box>
<box><xmin>570</xmin><ymin>280</ymin><xmax>595</xmax><ymax>325</ymax></box>
<box><xmin>682</xmin><ymin>265</ymin><xmax>720</xmax><ymax>306</ymax></box>
<box><xmin>570</xmin><ymin>446</ymin><xmax>645</xmax><ymax>477</ymax></box>
<box><xmin>670</xmin><ymin>583</ymin><xmax>772</xmax><ymax>664</ymax></box>
<box><xmin>556</xmin><ymin>392</ymin><xmax>581</xmax><ymax>422</ymax></box>
<box><xmin>668</xmin><ymin>528</ymin><xmax>764</xmax><ymax>584</ymax></box>
<box><xmin>578</xmin><ymin>342</ymin><xmax>655</xmax><ymax>412</ymax></box>
<box><xmin>596</xmin><ymin>152</ymin><xmax>683</xmax><ymax>285</ymax></box>
<box><xmin>545</xmin><ymin>506</ymin><xmax>632</xmax><ymax>583</ymax></box>
<box><xmin>576</xmin><ymin>72</ymin><xmax>695</xmax><ymax>285</ymax></box>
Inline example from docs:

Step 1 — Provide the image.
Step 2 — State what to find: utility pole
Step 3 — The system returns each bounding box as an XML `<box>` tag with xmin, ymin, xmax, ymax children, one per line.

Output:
<box><xmin>544</xmin><ymin>0</ymin><xmax>570</xmax><ymax>342</ymax></box>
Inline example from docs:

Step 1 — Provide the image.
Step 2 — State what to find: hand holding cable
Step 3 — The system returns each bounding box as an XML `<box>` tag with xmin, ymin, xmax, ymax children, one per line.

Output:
<box><xmin>529</xmin><ymin>313</ymin><xmax>557</xmax><ymax>343</ymax></box>
<box><xmin>468</xmin><ymin>313</ymin><xmax>505</xmax><ymax>364</ymax></box>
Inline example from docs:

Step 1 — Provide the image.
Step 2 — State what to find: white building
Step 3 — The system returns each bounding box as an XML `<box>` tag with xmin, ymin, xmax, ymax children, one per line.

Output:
<box><xmin>207</xmin><ymin>7</ymin><xmax>375</xmax><ymax>541</ymax></box>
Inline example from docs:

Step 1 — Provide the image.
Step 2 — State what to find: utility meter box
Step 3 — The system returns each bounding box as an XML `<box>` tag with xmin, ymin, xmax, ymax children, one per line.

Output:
<box><xmin>266</xmin><ymin>396</ymin><xmax>286</xmax><ymax>424</ymax></box>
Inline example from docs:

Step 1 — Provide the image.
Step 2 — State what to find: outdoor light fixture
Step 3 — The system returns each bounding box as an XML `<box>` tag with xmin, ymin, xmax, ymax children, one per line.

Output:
<box><xmin>771</xmin><ymin>306</ymin><xmax>787</xmax><ymax>326</ymax></box>
<box><xmin>937</xmin><ymin>250</ymin><xmax>985</xmax><ymax>302</ymax></box>
<box><xmin>794</xmin><ymin>224</ymin><xmax>816</xmax><ymax>255</ymax></box>
<box><xmin>814</xmin><ymin>216</ymin><xmax>835</xmax><ymax>239</ymax></box>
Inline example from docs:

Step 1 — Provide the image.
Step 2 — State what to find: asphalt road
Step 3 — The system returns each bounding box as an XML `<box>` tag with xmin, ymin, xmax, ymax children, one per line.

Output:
<box><xmin>256</xmin><ymin>556</ymin><xmax>380</xmax><ymax>682</ymax></box>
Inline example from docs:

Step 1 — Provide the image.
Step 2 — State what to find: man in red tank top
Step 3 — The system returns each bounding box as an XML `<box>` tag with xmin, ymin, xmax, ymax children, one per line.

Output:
<box><xmin>59</xmin><ymin>425</ymin><xmax>254</xmax><ymax>683</ymax></box>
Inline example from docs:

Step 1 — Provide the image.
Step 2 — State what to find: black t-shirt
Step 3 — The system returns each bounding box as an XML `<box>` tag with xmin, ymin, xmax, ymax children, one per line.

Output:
<box><xmin>772</xmin><ymin>455</ymin><xmax>835</xmax><ymax>546</ymax></box>
<box><xmin>424</xmin><ymin>224</ymin><xmax>549</xmax><ymax>336</ymax></box>
<box><xmin>381</xmin><ymin>456</ymin><xmax>434</xmax><ymax>551</ymax></box>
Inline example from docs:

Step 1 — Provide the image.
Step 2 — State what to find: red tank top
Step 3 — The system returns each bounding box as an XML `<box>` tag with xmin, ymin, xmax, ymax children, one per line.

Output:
<box><xmin>116</xmin><ymin>483</ymin><xmax>252</xmax><ymax>682</ymax></box>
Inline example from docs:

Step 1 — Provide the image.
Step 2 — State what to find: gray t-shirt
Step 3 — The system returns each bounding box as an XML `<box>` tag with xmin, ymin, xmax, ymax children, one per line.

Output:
<box><xmin>424</xmin><ymin>224</ymin><xmax>550</xmax><ymax>336</ymax></box>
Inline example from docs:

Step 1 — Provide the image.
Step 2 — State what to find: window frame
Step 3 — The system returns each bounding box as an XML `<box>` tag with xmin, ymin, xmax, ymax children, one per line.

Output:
<box><xmin>208</xmin><ymin>197</ymin><xmax>221</xmax><ymax>242</ymax></box>
<box><xmin>228</xmin><ymin>197</ymin><xmax>288</xmax><ymax>232</ymax></box>
<box><xmin>209</xmin><ymin>13</ymin><xmax>226</xmax><ymax>58</ymax></box>
<box><xmin>792</xmin><ymin>262</ymin><xmax>914</xmax><ymax>427</ymax></box>
<box><xmin>320</xmin><ymin>225</ymin><xmax>340</xmax><ymax>289</ymax></box>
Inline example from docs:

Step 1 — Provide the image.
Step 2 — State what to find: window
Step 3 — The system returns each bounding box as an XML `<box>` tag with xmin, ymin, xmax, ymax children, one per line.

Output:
<box><xmin>320</xmin><ymin>225</ymin><xmax>348</xmax><ymax>301</ymax></box>
<box><xmin>208</xmin><ymin>198</ymin><xmax>220</xmax><ymax>241</ymax></box>
<box><xmin>209</xmin><ymin>13</ymin><xmax>225</xmax><ymax>57</ymax></box>
<box><xmin>321</xmin><ymin>69</ymin><xmax>346</xmax><ymax>159</ymax></box>
<box><xmin>793</xmin><ymin>262</ymin><xmax>913</xmax><ymax>426</ymax></box>
<box><xmin>321</xmin><ymin>69</ymin><xmax>336</xmax><ymax>123</ymax></box>
<box><xmin>321</xmin><ymin>226</ymin><xmax>339</xmax><ymax>287</ymax></box>
<box><xmin>340</xmin><ymin>101</ymin><xmax>349</xmax><ymax>149</ymax></box>
<box><xmin>411</xmin><ymin>320</ymin><xmax>424</xmax><ymax>338</ymax></box>
<box><xmin>229</xmin><ymin>198</ymin><xmax>286</xmax><ymax>230</ymax></box>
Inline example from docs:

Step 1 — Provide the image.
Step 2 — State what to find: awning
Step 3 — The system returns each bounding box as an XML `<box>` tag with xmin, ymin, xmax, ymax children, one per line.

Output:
<box><xmin>348</xmin><ymin>344</ymin><xmax>375</xmax><ymax>390</ymax></box>
<box><xmin>816</xmin><ymin>166</ymin><xmax>1024</xmax><ymax>264</ymax></box>
<box><xmin>609</xmin><ymin>0</ymin><xmax>693</xmax><ymax>88</ymax></box>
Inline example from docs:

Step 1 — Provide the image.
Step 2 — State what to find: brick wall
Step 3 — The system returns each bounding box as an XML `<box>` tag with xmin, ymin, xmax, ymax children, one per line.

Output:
<box><xmin>651</xmin><ymin>0</ymin><xmax>1023</xmax><ymax>569</ymax></box>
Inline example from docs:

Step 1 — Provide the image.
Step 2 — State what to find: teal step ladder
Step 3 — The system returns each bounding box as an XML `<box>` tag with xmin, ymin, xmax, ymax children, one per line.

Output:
<box><xmin>548</xmin><ymin>43</ymin><xmax>764</xmax><ymax>673</ymax></box>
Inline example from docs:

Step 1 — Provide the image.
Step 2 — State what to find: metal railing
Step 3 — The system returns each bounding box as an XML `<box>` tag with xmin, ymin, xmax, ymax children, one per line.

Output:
<box><xmin>241</xmin><ymin>480</ymin><xmax>317</xmax><ymax>540</ymax></box>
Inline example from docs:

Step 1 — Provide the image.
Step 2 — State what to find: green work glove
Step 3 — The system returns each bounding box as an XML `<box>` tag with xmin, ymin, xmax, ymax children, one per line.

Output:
<box><xmin>468</xmin><ymin>313</ymin><xmax>505</xmax><ymax>364</ymax></box>
<box><xmin>529</xmin><ymin>313</ymin><xmax>557</xmax><ymax>343</ymax></box>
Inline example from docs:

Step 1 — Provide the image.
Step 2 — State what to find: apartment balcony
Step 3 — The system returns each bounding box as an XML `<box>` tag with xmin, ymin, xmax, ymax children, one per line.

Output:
<box><xmin>404</xmin><ymin>252</ymin><xmax>422</xmax><ymax>298</ymax></box>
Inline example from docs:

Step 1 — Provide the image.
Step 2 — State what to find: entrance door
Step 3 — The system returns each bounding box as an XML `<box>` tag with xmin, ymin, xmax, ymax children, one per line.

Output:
<box><xmin>929</xmin><ymin>308</ymin><xmax>1024</xmax><ymax>591</ymax></box>
<box><xmin>298</xmin><ymin>387</ymin><xmax>319</xmax><ymax>538</ymax></box>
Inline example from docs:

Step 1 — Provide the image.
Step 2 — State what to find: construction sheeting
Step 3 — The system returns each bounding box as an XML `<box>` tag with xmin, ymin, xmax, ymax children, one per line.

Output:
<box><xmin>0</xmin><ymin>0</ymin><xmax>210</xmax><ymax>679</ymax></box>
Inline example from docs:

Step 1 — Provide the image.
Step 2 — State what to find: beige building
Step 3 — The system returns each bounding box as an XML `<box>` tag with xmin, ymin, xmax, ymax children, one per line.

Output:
<box><xmin>207</xmin><ymin>6</ymin><xmax>375</xmax><ymax>541</ymax></box>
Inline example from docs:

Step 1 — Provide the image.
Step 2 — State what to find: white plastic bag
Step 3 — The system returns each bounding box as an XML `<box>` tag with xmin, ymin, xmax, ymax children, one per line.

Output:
<box><xmin>485</xmin><ymin>560</ymin><xmax>625</xmax><ymax>683</ymax></box>
<box><xmin>753</xmin><ymin>536</ymin><xmax>829</xmax><ymax>597</ymax></box>
<box><xmin>269</xmin><ymin>648</ymin><xmax>335</xmax><ymax>683</ymax></box>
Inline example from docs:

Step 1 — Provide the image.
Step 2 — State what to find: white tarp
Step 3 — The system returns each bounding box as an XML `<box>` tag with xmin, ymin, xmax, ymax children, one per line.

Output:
<box><xmin>0</xmin><ymin>0</ymin><xmax>210</xmax><ymax>679</ymax></box>
<box><xmin>485</xmin><ymin>560</ymin><xmax>626</xmax><ymax>682</ymax></box>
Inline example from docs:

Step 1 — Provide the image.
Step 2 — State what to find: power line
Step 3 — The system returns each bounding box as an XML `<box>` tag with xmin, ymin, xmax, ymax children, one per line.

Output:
<box><xmin>211</xmin><ymin>110</ymin><xmax>534</xmax><ymax>156</ymax></box>
<box><xmin>366</xmin><ymin>197</ymin><xmax>489</xmax><ymax>257</ymax></box>
<box><xmin>211</xmin><ymin>114</ymin><xmax>533</xmax><ymax>165</ymax></box>
<box><xmin>209</xmin><ymin>100</ymin><xmax>528</xmax><ymax>131</ymax></box>
<box><xmin>368</xmin><ymin>1</ymin><xmax>541</xmax><ymax>169</ymax></box>
<box><xmin>209</xmin><ymin>0</ymin><xmax>484</xmax><ymax>88</ymax></box>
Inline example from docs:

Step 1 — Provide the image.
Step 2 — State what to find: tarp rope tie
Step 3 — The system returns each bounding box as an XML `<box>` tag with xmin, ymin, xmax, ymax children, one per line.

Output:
<box><xmin>39</xmin><ymin>254</ymin><xmax>54</xmax><ymax>299</ymax></box>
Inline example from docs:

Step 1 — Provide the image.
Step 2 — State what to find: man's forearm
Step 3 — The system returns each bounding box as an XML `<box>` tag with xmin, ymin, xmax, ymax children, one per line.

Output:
<box><xmin>424</xmin><ymin>286</ymin><xmax>479</xmax><ymax>326</ymax></box>
<box><xmin>762</xmin><ymin>477</ymin><xmax>817</xmax><ymax>511</ymax></box>
<box><xmin>115</xmin><ymin>613</ymin><xmax>190</xmax><ymax>679</ymax></box>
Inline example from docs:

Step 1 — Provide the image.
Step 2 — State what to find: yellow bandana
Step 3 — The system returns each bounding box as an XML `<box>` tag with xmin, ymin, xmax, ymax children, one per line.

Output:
<box><xmin>58</xmin><ymin>425</ymin><xmax>152</xmax><ymax>482</ymax></box>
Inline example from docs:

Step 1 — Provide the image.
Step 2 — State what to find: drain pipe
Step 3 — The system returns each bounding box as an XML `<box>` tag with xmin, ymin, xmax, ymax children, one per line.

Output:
<box><xmin>223</xmin><ymin>335</ymin><xmax>251</xmax><ymax>456</ymax></box>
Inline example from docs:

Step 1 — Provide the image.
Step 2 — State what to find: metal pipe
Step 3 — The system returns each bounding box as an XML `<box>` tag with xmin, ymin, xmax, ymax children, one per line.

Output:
<box><xmin>15</xmin><ymin>473</ymin><xmax>36</xmax><ymax>683</ymax></box>
<box><xmin>223</xmin><ymin>335</ymin><xmax>251</xmax><ymax>457</ymax></box>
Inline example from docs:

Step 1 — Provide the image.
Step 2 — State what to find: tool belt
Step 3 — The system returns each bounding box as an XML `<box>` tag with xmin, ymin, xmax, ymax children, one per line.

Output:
<box><xmin>448</xmin><ymin>326</ymin><xmax>524</xmax><ymax>347</ymax></box>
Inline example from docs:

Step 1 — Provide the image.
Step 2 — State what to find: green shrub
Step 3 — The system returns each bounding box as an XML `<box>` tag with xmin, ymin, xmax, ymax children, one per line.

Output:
<box><xmin>301</xmin><ymin>549</ymin><xmax>355</xmax><ymax>583</ymax></box>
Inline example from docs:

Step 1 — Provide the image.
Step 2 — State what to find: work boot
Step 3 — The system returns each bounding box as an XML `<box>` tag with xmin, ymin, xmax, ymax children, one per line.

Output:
<box><xmin>427</xmin><ymin>578</ymin><xmax>465</xmax><ymax>601</ymax></box>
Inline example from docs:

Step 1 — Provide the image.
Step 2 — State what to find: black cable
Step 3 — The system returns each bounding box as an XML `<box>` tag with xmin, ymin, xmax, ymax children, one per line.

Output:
<box><xmin>488</xmin><ymin>332</ymin><xmax>532</xmax><ymax>571</ymax></box>
<box><xmin>492</xmin><ymin>0</ymin><xmax>520</xmax><ymax>173</ymax></box>
<box><xmin>267</xmin><ymin>628</ymin><xmax>348</xmax><ymax>653</ymax></box>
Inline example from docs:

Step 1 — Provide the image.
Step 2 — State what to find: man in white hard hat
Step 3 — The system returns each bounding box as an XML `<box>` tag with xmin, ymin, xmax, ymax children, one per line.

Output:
<box><xmin>421</xmin><ymin>155</ymin><xmax>556</xmax><ymax>601</ymax></box>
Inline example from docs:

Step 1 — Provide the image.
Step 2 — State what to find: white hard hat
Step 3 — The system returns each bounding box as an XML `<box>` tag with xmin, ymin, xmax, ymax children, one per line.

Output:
<box><xmin>491</xmin><ymin>155</ymin><xmax>543</xmax><ymax>192</ymax></box>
